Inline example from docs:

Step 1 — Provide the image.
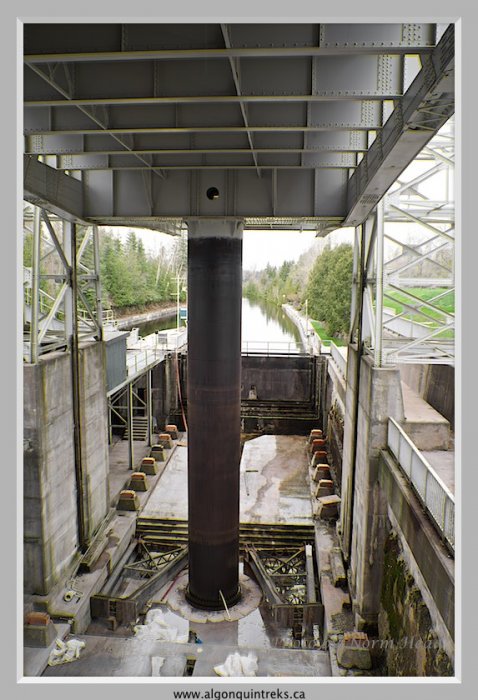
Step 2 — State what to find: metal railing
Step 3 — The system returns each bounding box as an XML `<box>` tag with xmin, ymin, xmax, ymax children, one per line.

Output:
<box><xmin>127</xmin><ymin>349</ymin><xmax>164</xmax><ymax>376</ymax></box>
<box><xmin>330</xmin><ymin>341</ymin><xmax>347</xmax><ymax>380</ymax></box>
<box><xmin>24</xmin><ymin>276</ymin><xmax>117</xmax><ymax>328</ymax></box>
<box><xmin>387</xmin><ymin>417</ymin><xmax>454</xmax><ymax>552</ymax></box>
<box><xmin>241</xmin><ymin>340</ymin><xmax>304</xmax><ymax>356</ymax></box>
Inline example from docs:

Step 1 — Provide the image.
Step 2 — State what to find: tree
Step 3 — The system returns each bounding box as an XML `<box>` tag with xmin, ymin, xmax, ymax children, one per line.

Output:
<box><xmin>306</xmin><ymin>244</ymin><xmax>353</xmax><ymax>338</ymax></box>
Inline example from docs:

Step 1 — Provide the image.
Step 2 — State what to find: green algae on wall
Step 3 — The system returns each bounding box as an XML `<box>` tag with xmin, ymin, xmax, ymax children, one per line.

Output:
<box><xmin>378</xmin><ymin>531</ymin><xmax>453</xmax><ymax>676</ymax></box>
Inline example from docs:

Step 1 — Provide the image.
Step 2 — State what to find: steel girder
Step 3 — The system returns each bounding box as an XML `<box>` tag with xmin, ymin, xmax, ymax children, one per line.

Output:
<box><xmin>23</xmin><ymin>23</ymin><xmax>454</xmax><ymax>227</ymax></box>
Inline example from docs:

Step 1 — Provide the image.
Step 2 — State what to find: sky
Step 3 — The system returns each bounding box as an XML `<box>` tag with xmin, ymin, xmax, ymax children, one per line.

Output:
<box><xmin>113</xmin><ymin>226</ymin><xmax>355</xmax><ymax>271</ymax></box>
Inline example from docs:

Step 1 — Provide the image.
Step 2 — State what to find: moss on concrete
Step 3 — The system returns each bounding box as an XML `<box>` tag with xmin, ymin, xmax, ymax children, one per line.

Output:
<box><xmin>378</xmin><ymin>531</ymin><xmax>453</xmax><ymax>676</ymax></box>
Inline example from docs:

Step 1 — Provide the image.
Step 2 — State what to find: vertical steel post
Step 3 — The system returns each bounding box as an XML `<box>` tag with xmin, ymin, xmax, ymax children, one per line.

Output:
<box><xmin>92</xmin><ymin>225</ymin><xmax>104</xmax><ymax>341</ymax></box>
<box><xmin>63</xmin><ymin>221</ymin><xmax>74</xmax><ymax>342</ymax></box>
<box><xmin>68</xmin><ymin>221</ymin><xmax>88</xmax><ymax>550</ymax></box>
<box><xmin>374</xmin><ymin>200</ymin><xmax>385</xmax><ymax>367</ymax></box>
<box><xmin>176</xmin><ymin>273</ymin><xmax>180</xmax><ymax>331</ymax></box>
<box><xmin>186</xmin><ymin>219</ymin><xmax>243</xmax><ymax>610</ymax></box>
<box><xmin>341</xmin><ymin>223</ymin><xmax>366</xmax><ymax>562</ymax></box>
<box><xmin>127</xmin><ymin>382</ymin><xmax>134</xmax><ymax>469</ymax></box>
<box><xmin>30</xmin><ymin>206</ymin><xmax>42</xmax><ymax>363</ymax></box>
<box><xmin>146</xmin><ymin>369</ymin><xmax>153</xmax><ymax>447</ymax></box>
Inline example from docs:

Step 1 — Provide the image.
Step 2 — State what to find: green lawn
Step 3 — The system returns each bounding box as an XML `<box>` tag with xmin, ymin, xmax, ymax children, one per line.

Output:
<box><xmin>383</xmin><ymin>287</ymin><xmax>454</xmax><ymax>325</ymax></box>
<box><xmin>310</xmin><ymin>320</ymin><xmax>347</xmax><ymax>347</ymax></box>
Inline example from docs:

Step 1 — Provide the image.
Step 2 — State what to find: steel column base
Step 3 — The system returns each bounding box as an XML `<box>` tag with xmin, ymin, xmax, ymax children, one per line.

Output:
<box><xmin>185</xmin><ymin>584</ymin><xmax>242</xmax><ymax>611</ymax></box>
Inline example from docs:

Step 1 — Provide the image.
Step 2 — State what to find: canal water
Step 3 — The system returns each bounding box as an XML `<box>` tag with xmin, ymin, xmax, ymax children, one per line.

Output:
<box><xmin>133</xmin><ymin>297</ymin><xmax>302</xmax><ymax>349</ymax></box>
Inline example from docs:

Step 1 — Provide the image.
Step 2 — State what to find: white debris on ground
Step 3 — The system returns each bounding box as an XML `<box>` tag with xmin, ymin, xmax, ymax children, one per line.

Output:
<box><xmin>48</xmin><ymin>638</ymin><xmax>86</xmax><ymax>666</ymax></box>
<box><xmin>214</xmin><ymin>652</ymin><xmax>258</xmax><ymax>677</ymax></box>
<box><xmin>134</xmin><ymin>608</ymin><xmax>188</xmax><ymax>643</ymax></box>
<box><xmin>151</xmin><ymin>656</ymin><xmax>165</xmax><ymax>676</ymax></box>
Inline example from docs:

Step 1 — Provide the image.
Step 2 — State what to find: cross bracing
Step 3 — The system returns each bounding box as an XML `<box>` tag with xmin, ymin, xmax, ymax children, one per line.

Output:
<box><xmin>349</xmin><ymin>118</ymin><xmax>455</xmax><ymax>366</ymax></box>
<box><xmin>23</xmin><ymin>204</ymin><xmax>104</xmax><ymax>362</ymax></box>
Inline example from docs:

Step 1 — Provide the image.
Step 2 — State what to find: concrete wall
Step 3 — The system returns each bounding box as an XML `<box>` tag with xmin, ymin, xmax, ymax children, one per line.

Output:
<box><xmin>24</xmin><ymin>341</ymin><xmax>110</xmax><ymax>595</ymax></box>
<box><xmin>241</xmin><ymin>355</ymin><xmax>316</xmax><ymax>402</ymax></box>
<box><xmin>378</xmin><ymin>529</ymin><xmax>454</xmax><ymax>676</ymax></box>
<box><xmin>426</xmin><ymin>365</ymin><xmax>454</xmax><ymax>429</ymax></box>
<box><xmin>24</xmin><ymin>353</ymin><xmax>79</xmax><ymax>595</ymax></box>
<box><xmin>378</xmin><ymin>451</ymin><xmax>454</xmax><ymax>649</ymax></box>
<box><xmin>399</xmin><ymin>364</ymin><xmax>454</xmax><ymax>429</ymax></box>
<box><xmin>340</xmin><ymin>347</ymin><xmax>405</xmax><ymax>628</ymax></box>
<box><xmin>78</xmin><ymin>341</ymin><xmax>110</xmax><ymax>541</ymax></box>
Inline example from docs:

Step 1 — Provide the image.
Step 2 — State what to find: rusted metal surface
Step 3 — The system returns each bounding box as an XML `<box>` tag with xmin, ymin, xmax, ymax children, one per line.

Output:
<box><xmin>244</xmin><ymin>544</ymin><xmax>323</xmax><ymax>631</ymax></box>
<box><xmin>90</xmin><ymin>546</ymin><xmax>188</xmax><ymax>624</ymax></box>
<box><xmin>186</xmin><ymin>235</ymin><xmax>242</xmax><ymax>609</ymax></box>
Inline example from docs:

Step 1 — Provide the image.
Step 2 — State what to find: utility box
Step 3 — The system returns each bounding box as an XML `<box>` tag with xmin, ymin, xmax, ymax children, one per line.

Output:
<box><xmin>104</xmin><ymin>331</ymin><xmax>129</xmax><ymax>392</ymax></box>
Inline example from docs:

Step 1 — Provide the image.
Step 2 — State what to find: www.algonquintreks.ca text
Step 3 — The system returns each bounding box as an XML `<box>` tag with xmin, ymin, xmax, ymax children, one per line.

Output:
<box><xmin>173</xmin><ymin>690</ymin><xmax>306</xmax><ymax>699</ymax></box>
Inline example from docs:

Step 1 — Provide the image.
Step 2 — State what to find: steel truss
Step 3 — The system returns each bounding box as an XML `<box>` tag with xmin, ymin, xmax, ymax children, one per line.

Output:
<box><xmin>107</xmin><ymin>369</ymin><xmax>154</xmax><ymax>467</ymax></box>
<box><xmin>349</xmin><ymin>118</ymin><xmax>454</xmax><ymax>366</ymax></box>
<box><xmin>23</xmin><ymin>203</ymin><xmax>104</xmax><ymax>362</ymax></box>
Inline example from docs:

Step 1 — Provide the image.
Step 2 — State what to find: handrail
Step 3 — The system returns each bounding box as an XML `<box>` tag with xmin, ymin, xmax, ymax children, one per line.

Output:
<box><xmin>241</xmin><ymin>340</ymin><xmax>304</xmax><ymax>356</ymax></box>
<box><xmin>387</xmin><ymin>417</ymin><xmax>454</xmax><ymax>551</ymax></box>
<box><xmin>330</xmin><ymin>341</ymin><xmax>347</xmax><ymax>380</ymax></box>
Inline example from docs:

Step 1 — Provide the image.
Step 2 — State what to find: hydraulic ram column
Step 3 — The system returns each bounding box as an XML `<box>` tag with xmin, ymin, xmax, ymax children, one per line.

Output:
<box><xmin>186</xmin><ymin>219</ymin><xmax>243</xmax><ymax>610</ymax></box>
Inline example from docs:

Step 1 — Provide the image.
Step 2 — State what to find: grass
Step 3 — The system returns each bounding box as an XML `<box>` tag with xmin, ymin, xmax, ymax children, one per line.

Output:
<box><xmin>383</xmin><ymin>287</ymin><xmax>454</xmax><ymax>325</ymax></box>
<box><xmin>310</xmin><ymin>320</ymin><xmax>347</xmax><ymax>347</ymax></box>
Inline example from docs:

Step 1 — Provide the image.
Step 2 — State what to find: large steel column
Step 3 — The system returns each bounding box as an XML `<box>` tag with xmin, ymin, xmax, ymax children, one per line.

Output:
<box><xmin>186</xmin><ymin>219</ymin><xmax>243</xmax><ymax>610</ymax></box>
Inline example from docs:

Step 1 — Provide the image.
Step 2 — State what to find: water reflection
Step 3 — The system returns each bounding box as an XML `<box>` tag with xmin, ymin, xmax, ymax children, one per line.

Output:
<box><xmin>241</xmin><ymin>297</ymin><xmax>301</xmax><ymax>345</ymax></box>
<box><xmin>132</xmin><ymin>297</ymin><xmax>302</xmax><ymax>346</ymax></box>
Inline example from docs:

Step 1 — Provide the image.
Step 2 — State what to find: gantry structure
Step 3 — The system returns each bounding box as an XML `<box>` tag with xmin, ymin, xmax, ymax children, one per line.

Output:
<box><xmin>23</xmin><ymin>22</ymin><xmax>455</xmax><ymax>610</ymax></box>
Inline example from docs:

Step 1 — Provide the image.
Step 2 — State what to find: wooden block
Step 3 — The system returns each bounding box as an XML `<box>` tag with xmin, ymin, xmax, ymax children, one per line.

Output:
<box><xmin>313</xmin><ymin>464</ymin><xmax>331</xmax><ymax>482</ymax></box>
<box><xmin>158</xmin><ymin>434</ymin><xmax>172</xmax><ymax>449</ymax></box>
<box><xmin>140</xmin><ymin>458</ymin><xmax>158</xmax><ymax>475</ymax></box>
<box><xmin>311</xmin><ymin>452</ymin><xmax>328</xmax><ymax>466</ymax></box>
<box><xmin>311</xmin><ymin>438</ymin><xmax>326</xmax><ymax>450</ymax></box>
<box><xmin>315</xmin><ymin>479</ymin><xmax>335</xmax><ymax>498</ymax></box>
<box><xmin>150</xmin><ymin>445</ymin><xmax>165</xmax><ymax>461</ymax></box>
<box><xmin>317</xmin><ymin>494</ymin><xmax>341</xmax><ymax>520</ymax></box>
<box><xmin>308</xmin><ymin>429</ymin><xmax>323</xmax><ymax>444</ymax></box>
<box><xmin>117</xmin><ymin>490</ymin><xmax>140</xmax><ymax>511</ymax></box>
<box><xmin>165</xmin><ymin>424</ymin><xmax>179</xmax><ymax>440</ymax></box>
<box><xmin>129</xmin><ymin>472</ymin><xmax>149</xmax><ymax>491</ymax></box>
<box><xmin>25</xmin><ymin>612</ymin><xmax>50</xmax><ymax>627</ymax></box>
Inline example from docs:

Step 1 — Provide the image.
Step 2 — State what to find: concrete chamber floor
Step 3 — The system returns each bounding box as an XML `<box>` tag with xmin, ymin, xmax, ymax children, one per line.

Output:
<box><xmin>41</xmin><ymin>433</ymin><xmax>329</xmax><ymax>678</ymax></box>
<box><xmin>142</xmin><ymin>434</ymin><xmax>313</xmax><ymax>524</ymax></box>
<box><xmin>42</xmin><ymin>635</ymin><xmax>330</xmax><ymax>677</ymax></box>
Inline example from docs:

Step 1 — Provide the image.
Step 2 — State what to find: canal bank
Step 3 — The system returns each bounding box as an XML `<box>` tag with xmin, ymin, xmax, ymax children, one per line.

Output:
<box><xmin>115</xmin><ymin>304</ymin><xmax>178</xmax><ymax>332</ymax></box>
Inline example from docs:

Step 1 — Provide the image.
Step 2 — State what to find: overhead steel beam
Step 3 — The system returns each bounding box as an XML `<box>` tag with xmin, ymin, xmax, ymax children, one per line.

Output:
<box><xmin>24</xmin><ymin>124</ymin><xmax>381</xmax><ymax>136</ymax></box>
<box><xmin>25</xmin><ymin>100</ymin><xmax>384</xmax><ymax>135</ymax></box>
<box><xmin>24</xmin><ymin>46</ymin><xmax>434</xmax><ymax>64</ymax></box>
<box><xmin>26</xmin><ymin>146</ymin><xmax>367</xmax><ymax>157</ymax></box>
<box><xmin>23</xmin><ymin>22</ymin><xmax>436</xmax><ymax>60</ymax></box>
<box><xmin>221</xmin><ymin>24</ymin><xmax>260</xmax><ymax>176</ymax></box>
<box><xmin>26</xmin><ymin>93</ymin><xmax>402</xmax><ymax>108</ymax></box>
<box><xmin>61</xmin><ymin>162</ymin><xmax>356</xmax><ymax>171</ymax></box>
<box><xmin>27</xmin><ymin>63</ymin><xmax>166</xmax><ymax>181</ymax></box>
<box><xmin>345</xmin><ymin>24</ymin><xmax>454</xmax><ymax>225</ymax></box>
<box><xmin>24</xmin><ymin>155</ymin><xmax>83</xmax><ymax>221</ymax></box>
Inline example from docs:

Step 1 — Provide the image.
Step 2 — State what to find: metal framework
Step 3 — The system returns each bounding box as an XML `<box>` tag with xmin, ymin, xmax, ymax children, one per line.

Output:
<box><xmin>349</xmin><ymin>118</ymin><xmax>454</xmax><ymax>366</ymax></box>
<box><xmin>107</xmin><ymin>371</ymin><xmax>154</xmax><ymax>468</ymax></box>
<box><xmin>23</xmin><ymin>23</ymin><xmax>454</xmax><ymax>228</ymax></box>
<box><xmin>23</xmin><ymin>204</ymin><xmax>104</xmax><ymax>362</ymax></box>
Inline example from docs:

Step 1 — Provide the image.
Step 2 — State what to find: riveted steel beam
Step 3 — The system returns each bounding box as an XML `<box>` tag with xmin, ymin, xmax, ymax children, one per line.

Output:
<box><xmin>345</xmin><ymin>24</ymin><xmax>454</xmax><ymax>225</ymax></box>
<box><xmin>24</xmin><ymin>23</ymin><xmax>436</xmax><ymax>61</ymax></box>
